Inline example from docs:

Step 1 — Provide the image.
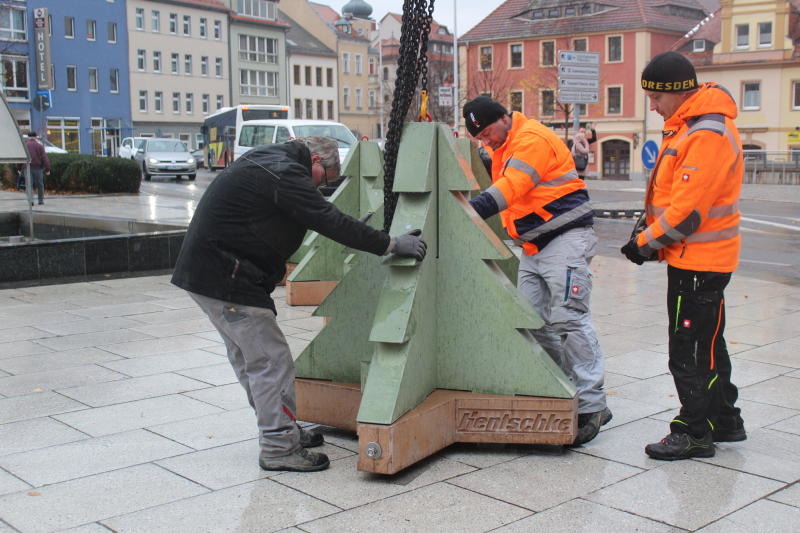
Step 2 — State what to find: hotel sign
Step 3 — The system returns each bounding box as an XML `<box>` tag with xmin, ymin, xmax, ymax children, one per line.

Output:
<box><xmin>33</xmin><ymin>8</ymin><xmax>53</xmax><ymax>90</ymax></box>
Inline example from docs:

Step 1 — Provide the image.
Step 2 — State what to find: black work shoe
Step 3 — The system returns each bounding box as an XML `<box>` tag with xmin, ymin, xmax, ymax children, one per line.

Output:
<box><xmin>571</xmin><ymin>409</ymin><xmax>605</xmax><ymax>446</ymax></box>
<box><xmin>712</xmin><ymin>425</ymin><xmax>747</xmax><ymax>442</ymax></box>
<box><xmin>645</xmin><ymin>432</ymin><xmax>715</xmax><ymax>461</ymax></box>
<box><xmin>600</xmin><ymin>407</ymin><xmax>613</xmax><ymax>426</ymax></box>
<box><xmin>298</xmin><ymin>426</ymin><xmax>324</xmax><ymax>448</ymax></box>
<box><xmin>259</xmin><ymin>448</ymin><xmax>330</xmax><ymax>472</ymax></box>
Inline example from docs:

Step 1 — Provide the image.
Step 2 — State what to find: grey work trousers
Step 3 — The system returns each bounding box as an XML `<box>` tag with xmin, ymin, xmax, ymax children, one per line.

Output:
<box><xmin>189</xmin><ymin>292</ymin><xmax>301</xmax><ymax>457</ymax></box>
<box><xmin>30</xmin><ymin>167</ymin><xmax>44</xmax><ymax>204</ymax></box>
<box><xmin>518</xmin><ymin>226</ymin><xmax>607</xmax><ymax>414</ymax></box>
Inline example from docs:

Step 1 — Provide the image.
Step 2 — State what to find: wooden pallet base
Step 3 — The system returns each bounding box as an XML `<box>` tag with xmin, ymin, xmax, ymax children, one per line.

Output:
<box><xmin>295</xmin><ymin>378</ymin><xmax>577</xmax><ymax>475</ymax></box>
<box><xmin>286</xmin><ymin>280</ymin><xmax>338</xmax><ymax>306</ymax></box>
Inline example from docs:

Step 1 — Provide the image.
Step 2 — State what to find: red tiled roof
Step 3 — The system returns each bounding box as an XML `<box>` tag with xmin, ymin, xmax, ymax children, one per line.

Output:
<box><xmin>310</xmin><ymin>2</ymin><xmax>341</xmax><ymax>24</ymax></box>
<box><xmin>460</xmin><ymin>0</ymin><xmax>711</xmax><ymax>43</ymax></box>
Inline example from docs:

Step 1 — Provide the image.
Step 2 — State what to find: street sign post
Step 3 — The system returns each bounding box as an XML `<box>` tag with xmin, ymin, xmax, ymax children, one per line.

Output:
<box><xmin>558</xmin><ymin>50</ymin><xmax>601</xmax><ymax>65</ymax></box>
<box><xmin>557</xmin><ymin>50</ymin><xmax>599</xmax><ymax>129</ymax></box>
<box><xmin>557</xmin><ymin>90</ymin><xmax>599</xmax><ymax>104</ymax></box>
<box><xmin>438</xmin><ymin>86</ymin><xmax>453</xmax><ymax>107</ymax></box>
<box><xmin>642</xmin><ymin>140</ymin><xmax>659</xmax><ymax>170</ymax></box>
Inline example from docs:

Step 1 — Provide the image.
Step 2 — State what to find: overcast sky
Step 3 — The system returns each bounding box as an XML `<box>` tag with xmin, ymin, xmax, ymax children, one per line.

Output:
<box><xmin>327</xmin><ymin>0</ymin><xmax>507</xmax><ymax>38</ymax></box>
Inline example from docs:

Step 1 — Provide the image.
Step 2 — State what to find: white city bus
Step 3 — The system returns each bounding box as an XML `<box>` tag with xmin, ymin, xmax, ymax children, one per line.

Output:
<box><xmin>201</xmin><ymin>104</ymin><xmax>291</xmax><ymax>169</ymax></box>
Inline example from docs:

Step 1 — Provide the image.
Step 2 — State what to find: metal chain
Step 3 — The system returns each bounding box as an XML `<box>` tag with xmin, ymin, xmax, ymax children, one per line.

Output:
<box><xmin>382</xmin><ymin>0</ymin><xmax>435</xmax><ymax>233</ymax></box>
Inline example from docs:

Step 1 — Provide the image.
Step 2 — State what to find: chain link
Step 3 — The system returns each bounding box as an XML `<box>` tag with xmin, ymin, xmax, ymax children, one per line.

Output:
<box><xmin>382</xmin><ymin>0</ymin><xmax>435</xmax><ymax>233</ymax></box>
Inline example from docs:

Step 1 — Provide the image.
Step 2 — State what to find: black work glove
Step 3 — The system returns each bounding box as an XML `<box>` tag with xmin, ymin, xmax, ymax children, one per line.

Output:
<box><xmin>391</xmin><ymin>229</ymin><xmax>427</xmax><ymax>261</ymax></box>
<box><xmin>620</xmin><ymin>239</ymin><xmax>646</xmax><ymax>265</ymax></box>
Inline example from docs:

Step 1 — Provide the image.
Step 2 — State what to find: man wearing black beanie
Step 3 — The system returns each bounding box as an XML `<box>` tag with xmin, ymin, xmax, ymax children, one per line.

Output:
<box><xmin>621</xmin><ymin>51</ymin><xmax>746</xmax><ymax>460</ymax></box>
<box><xmin>463</xmin><ymin>96</ymin><xmax>610</xmax><ymax>447</ymax></box>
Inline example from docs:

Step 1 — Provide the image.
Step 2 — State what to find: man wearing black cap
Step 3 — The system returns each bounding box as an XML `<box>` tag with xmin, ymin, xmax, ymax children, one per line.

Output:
<box><xmin>463</xmin><ymin>96</ymin><xmax>610</xmax><ymax>446</ymax></box>
<box><xmin>621</xmin><ymin>51</ymin><xmax>745</xmax><ymax>460</ymax></box>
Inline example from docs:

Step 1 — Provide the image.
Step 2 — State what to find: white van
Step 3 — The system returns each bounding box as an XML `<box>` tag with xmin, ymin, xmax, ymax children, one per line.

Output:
<box><xmin>234</xmin><ymin>119</ymin><xmax>357</xmax><ymax>165</ymax></box>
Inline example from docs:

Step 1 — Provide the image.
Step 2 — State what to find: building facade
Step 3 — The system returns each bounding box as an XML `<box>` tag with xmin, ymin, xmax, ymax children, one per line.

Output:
<box><xmin>126</xmin><ymin>0</ymin><xmax>230</xmax><ymax>149</ymax></box>
<box><xmin>1</xmin><ymin>0</ymin><xmax>33</xmax><ymax>132</ymax></box>
<box><xmin>226</xmin><ymin>0</ymin><xmax>289</xmax><ymax>107</ymax></box>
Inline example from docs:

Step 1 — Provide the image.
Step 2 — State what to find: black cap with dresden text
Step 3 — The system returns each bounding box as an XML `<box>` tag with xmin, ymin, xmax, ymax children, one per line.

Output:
<box><xmin>641</xmin><ymin>51</ymin><xmax>698</xmax><ymax>93</ymax></box>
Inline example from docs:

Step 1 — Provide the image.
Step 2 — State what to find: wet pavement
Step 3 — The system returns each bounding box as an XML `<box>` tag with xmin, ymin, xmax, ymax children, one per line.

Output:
<box><xmin>0</xmin><ymin>181</ymin><xmax>798</xmax><ymax>532</ymax></box>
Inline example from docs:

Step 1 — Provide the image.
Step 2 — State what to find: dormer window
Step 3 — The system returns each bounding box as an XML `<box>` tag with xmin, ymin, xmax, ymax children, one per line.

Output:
<box><xmin>692</xmin><ymin>39</ymin><xmax>705</xmax><ymax>52</ymax></box>
<box><xmin>533</xmin><ymin>11</ymin><xmax>544</xmax><ymax>19</ymax></box>
<box><xmin>581</xmin><ymin>4</ymin><xmax>592</xmax><ymax>15</ymax></box>
<box><xmin>565</xmin><ymin>7</ymin><xmax>576</xmax><ymax>16</ymax></box>
<box><xmin>548</xmin><ymin>8</ymin><xmax>560</xmax><ymax>17</ymax></box>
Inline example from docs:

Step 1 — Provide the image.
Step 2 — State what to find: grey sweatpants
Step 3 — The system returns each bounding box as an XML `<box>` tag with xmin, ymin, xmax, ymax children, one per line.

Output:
<box><xmin>189</xmin><ymin>292</ymin><xmax>301</xmax><ymax>457</ymax></box>
<box><xmin>518</xmin><ymin>226</ymin><xmax>607</xmax><ymax>414</ymax></box>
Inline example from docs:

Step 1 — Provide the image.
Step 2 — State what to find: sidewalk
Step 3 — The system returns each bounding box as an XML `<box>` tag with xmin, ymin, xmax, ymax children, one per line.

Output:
<box><xmin>0</xmin><ymin>185</ymin><xmax>798</xmax><ymax>532</ymax></box>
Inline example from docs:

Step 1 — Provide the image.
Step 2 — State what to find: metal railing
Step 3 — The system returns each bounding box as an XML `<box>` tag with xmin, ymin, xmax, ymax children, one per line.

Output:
<box><xmin>743</xmin><ymin>150</ymin><xmax>800</xmax><ymax>185</ymax></box>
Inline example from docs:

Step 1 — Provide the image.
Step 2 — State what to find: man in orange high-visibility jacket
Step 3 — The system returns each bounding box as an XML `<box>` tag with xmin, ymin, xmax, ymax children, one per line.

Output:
<box><xmin>621</xmin><ymin>51</ymin><xmax>746</xmax><ymax>461</ymax></box>
<box><xmin>464</xmin><ymin>96</ymin><xmax>610</xmax><ymax>446</ymax></box>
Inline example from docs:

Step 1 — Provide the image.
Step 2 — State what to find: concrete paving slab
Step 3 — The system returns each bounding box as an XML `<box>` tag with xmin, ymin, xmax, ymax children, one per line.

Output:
<box><xmin>302</xmin><ymin>482</ymin><xmax>530</xmax><ymax>533</ymax></box>
<box><xmin>0</xmin><ymin>364</ymin><xmax>125</xmax><ymax>397</ymax></box>
<box><xmin>124</xmin><ymin>307</ymin><xmax>208</xmax><ymax>325</ymax></box>
<box><xmin>492</xmin><ymin>498</ymin><xmax>682</xmax><ymax>532</ymax></box>
<box><xmin>696</xmin><ymin>428</ymin><xmax>800</xmax><ymax>483</ymax></box>
<box><xmin>727</xmin><ymin>357</ymin><xmax>796</xmax><ymax>387</ymax></box>
<box><xmin>0</xmin><ymin>417</ymin><xmax>87</xmax><ymax>457</ymax></box>
<box><xmin>101</xmin><ymin>477</ymin><xmax>338</xmax><ymax>533</ymax></box>
<box><xmin>53</xmin><ymin>395</ymin><xmax>223</xmax><ymax>437</ymax></box>
<box><xmin>650</xmin><ymin>398</ymin><xmax>799</xmax><ymax>432</ymax></box>
<box><xmin>182</xmin><ymin>382</ymin><xmax>250</xmax><ymax>411</ymax></box>
<box><xmin>601</xmin><ymin>395</ymin><xmax>669</xmax><ymax>430</ymax></box>
<box><xmin>766</xmin><ymin>413</ymin><xmax>800</xmax><ymax>436</ymax></box>
<box><xmin>0</xmin><ymin>339</ymin><xmax>54</xmax><ymax>360</ymax></box>
<box><xmin>98</xmin><ymin>349</ymin><xmax>224</xmax><ymax>377</ymax></box>
<box><xmin>175</xmin><ymin>362</ymin><xmax>238</xmax><ymax>386</ymax></box>
<box><xmin>96</xmin><ymin>334</ymin><xmax>221</xmax><ymax>358</ymax></box>
<box><xmin>439</xmin><ymin>442</ymin><xmax>545</xmax><ymax>470</ymax></box>
<box><xmin>586</xmin><ymin>460</ymin><xmax>784</xmax><ymax>530</ymax></box>
<box><xmin>33</xmin><ymin>316</ymin><xmax>142</xmax><ymax>336</ymax></box>
<box><xmin>0</xmin><ymin>326</ymin><xmax>54</xmax><ymax>344</ymax></box>
<box><xmin>56</xmin><ymin>372</ymin><xmax>209</xmax><ymax>407</ymax></box>
<box><xmin>32</xmin><ymin>329</ymin><xmax>154</xmax><ymax>352</ymax></box>
<box><xmin>0</xmin><ymin>468</ymin><xmax>30</xmax><ymax>497</ymax></box>
<box><xmin>603</xmin><ymin>349</ymin><xmax>669</xmax><ymax>379</ymax></box>
<box><xmin>0</xmin><ymin>391</ymin><xmax>86</xmax><ymax>425</ymax></box>
<box><xmin>739</xmin><ymin>376</ymin><xmax>800</xmax><ymax>410</ymax></box>
<box><xmin>0</xmin><ymin>429</ymin><xmax>192</xmax><ymax>486</ymax></box>
<box><xmin>147</xmin><ymin>408</ymin><xmax>256</xmax><ymax>450</ymax></box>
<box><xmin>0</xmin><ymin>347</ymin><xmax>123</xmax><ymax>376</ymax></box>
<box><xmin>733</xmin><ymin>338</ymin><xmax>800</xmax><ymax>368</ymax></box>
<box><xmin>449</xmin><ymin>450</ymin><xmax>641</xmax><ymax>512</ymax></box>
<box><xmin>696</xmin><ymin>499</ymin><xmax>800</xmax><ymax>533</ymax></box>
<box><xmin>65</xmin><ymin>301</ymin><xmax>172</xmax><ymax>319</ymax></box>
<box><xmin>0</xmin><ymin>464</ymin><xmax>208</xmax><ymax>533</ymax></box>
<box><xmin>127</xmin><ymin>318</ymin><xmax>217</xmax><ymax>338</ymax></box>
<box><xmin>769</xmin><ymin>483</ymin><xmax>800</xmax><ymax>507</ymax></box>
<box><xmin>608</xmin><ymin>373</ymin><xmax>682</xmax><ymax>409</ymax></box>
<box><xmin>574</xmin><ymin>417</ymin><xmax>672</xmax><ymax>470</ymax></box>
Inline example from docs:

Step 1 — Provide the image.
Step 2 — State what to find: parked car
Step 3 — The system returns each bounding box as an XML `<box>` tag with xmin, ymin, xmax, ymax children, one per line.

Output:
<box><xmin>191</xmin><ymin>149</ymin><xmax>205</xmax><ymax>168</ymax></box>
<box><xmin>119</xmin><ymin>137</ymin><xmax>148</xmax><ymax>159</ymax></box>
<box><xmin>133</xmin><ymin>138</ymin><xmax>196</xmax><ymax>181</ymax></box>
<box><xmin>43</xmin><ymin>139</ymin><xmax>67</xmax><ymax>154</ymax></box>
<box><xmin>233</xmin><ymin>119</ymin><xmax>357</xmax><ymax>165</ymax></box>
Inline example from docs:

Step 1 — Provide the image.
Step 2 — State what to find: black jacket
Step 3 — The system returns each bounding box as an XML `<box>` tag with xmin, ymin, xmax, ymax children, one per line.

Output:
<box><xmin>171</xmin><ymin>141</ymin><xmax>390</xmax><ymax>311</ymax></box>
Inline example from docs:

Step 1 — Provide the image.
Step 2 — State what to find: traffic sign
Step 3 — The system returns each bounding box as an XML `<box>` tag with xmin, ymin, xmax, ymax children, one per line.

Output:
<box><xmin>557</xmin><ymin>51</ymin><xmax>600</xmax><ymax>65</ymax></box>
<box><xmin>642</xmin><ymin>140</ymin><xmax>659</xmax><ymax>170</ymax></box>
<box><xmin>558</xmin><ymin>90</ymin><xmax>598</xmax><ymax>104</ymax></box>
<box><xmin>558</xmin><ymin>65</ymin><xmax>599</xmax><ymax>79</ymax></box>
<box><xmin>558</xmin><ymin>78</ymin><xmax>599</xmax><ymax>90</ymax></box>
<box><xmin>438</xmin><ymin>86</ymin><xmax>453</xmax><ymax>107</ymax></box>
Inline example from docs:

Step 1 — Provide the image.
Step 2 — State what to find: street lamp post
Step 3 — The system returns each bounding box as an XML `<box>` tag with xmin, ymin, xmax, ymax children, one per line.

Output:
<box><xmin>452</xmin><ymin>0</ymin><xmax>458</xmax><ymax>132</ymax></box>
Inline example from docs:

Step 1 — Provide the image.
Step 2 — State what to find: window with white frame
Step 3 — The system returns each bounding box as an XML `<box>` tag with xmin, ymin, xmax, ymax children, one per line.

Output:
<box><xmin>541</xmin><ymin>89</ymin><xmax>554</xmax><ymax>116</ymax></box>
<box><xmin>758</xmin><ymin>22</ymin><xmax>772</xmax><ymax>47</ymax></box>
<box><xmin>169</xmin><ymin>13</ymin><xmax>177</xmax><ymax>34</ymax></box>
<box><xmin>316</xmin><ymin>67</ymin><xmax>322</xmax><ymax>86</ymax></box>
<box><xmin>479</xmin><ymin>46</ymin><xmax>492</xmax><ymax>70</ymax></box>
<box><xmin>138</xmin><ymin>90</ymin><xmax>148</xmax><ymax>112</ymax></box>
<box><xmin>108</xmin><ymin>22</ymin><xmax>117</xmax><ymax>43</ymax></box>
<box><xmin>216</xmin><ymin>94</ymin><xmax>224</xmax><ymax>110</ymax></box>
<box><xmin>607</xmin><ymin>86</ymin><xmax>622</xmax><ymax>114</ymax></box>
<box><xmin>369</xmin><ymin>88</ymin><xmax>376</xmax><ymax>108</ymax></box>
<box><xmin>510</xmin><ymin>90</ymin><xmax>523</xmax><ymax>112</ymax></box>
<box><xmin>239</xmin><ymin>35</ymin><xmax>278</xmax><ymax>64</ymax></box>
<box><xmin>199</xmin><ymin>18</ymin><xmax>207</xmax><ymax>38</ymax></box>
<box><xmin>47</xmin><ymin>118</ymin><xmax>80</xmax><ymax>152</ymax></box>
<box><xmin>369</xmin><ymin>56</ymin><xmax>377</xmax><ymax>75</ymax></box>
<box><xmin>66</xmin><ymin>65</ymin><xmax>77</xmax><ymax>90</ymax></box>
<box><xmin>304</xmin><ymin>65</ymin><xmax>311</xmax><ymax>85</ymax></box>
<box><xmin>343</xmin><ymin>86</ymin><xmax>349</xmax><ymax>108</ymax></box>
<box><xmin>172</xmin><ymin>92</ymin><xmax>180</xmax><ymax>113</ymax></box>
<box><xmin>510</xmin><ymin>43</ymin><xmax>523</xmax><ymax>68</ymax></box>
<box><xmin>170</xmin><ymin>53</ymin><xmax>179</xmax><ymax>74</ymax></box>
<box><xmin>184</xmin><ymin>54</ymin><xmax>192</xmax><ymax>75</ymax></box>
<box><xmin>736</xmin><ymin>24</ymin><xmax>749</xmax><ymax>48</ymax></box>
<box><xmin>607</xmin><ymin>35</ymin><xmax>622</xmax><ymax>62</ymax></box>
<box><xmin>214</xmin><ymin>20</ymin><xmax>221</xmax><ymax>40</ymax></box>
<box><xmin>185</xmin><ymin>92</ymin><xmax>193</xmax><ymax>113</ymax></box>
<box><xmin>137</xmin><ymin>49</ymin><xmax>146</xmax><ymax>71</ymax></box>
<box><xmin>154</xmin><ymin>91</ymin><xmax>163</xmax><ymax>112</ymax></box>
<box><xmin>109</xmin><ymin>68</ymin><xmax>119</xmax><ymax>93</ymax></box>
<box><xmin>692</xmin><ymin>39</ymin><xmax>705</xmax><ymax>52</ymax></box>
<box><xmin>342</xmin><ymin>52</ymin><xmax>350</xmax><ymax>74</ymax></box>
<box><xmin>64</xmin><ymin>16</ymin><xmax>75</xmax><ymax>38</ymax></box>
<box><xmin>202</xmin><ymin>93</ymin><xmax>209</xmax><ymax>114</ymax></box>
<box><xmin>151</xmin><ymin>51</ymin><xmax>161</xmax><ymax>72</ymax></box>
<box><xmin>151</xmin><ymin>11</ymin><xmax>160</xmax><ymax>32</ymax></box>
<box><xmin>0</xmin><ymin>6</ymin><xmax>25</xmax><ymax>41</ymax></box>
<box><xmin>742</xmin><ymin>81</ymin><xmax>760</xmax><ymax>110</ymax></box>
<box><xmin>1</xmin><ymin>56</ymin><xmax>29</xmax><ymax>100</ymax></box>
<box><xmin>215</xmin><ymin>57</ymin><xmax>223</xmax><ymax>77</ymax></box>
<box><xmin>305</xmin><ymin>98</ymin><xmax>313</xmax><ymax>119</ymax></box>
<box><xmin>88</xmin><ymin>67</ymin><xmax>98</xmax><ymax>92</ymax></box>
<box><xmin>355</xmin><ymin>54</ymin><xmax>362</xmax><ymax>75</ymax></box>
<box><xmin>182</xmin><ymin>15</ymin><xmax>190</xmax><ymax>36</ymax></box>
<box><xmin>86</xmin><ymin>20</ymin><xmax>96</xmax><ymax>41</ymax></box>
<box><xmin>294</xmin><ymin>98</ymin><xmax>302</xmax><ymax>118</ymax></box>
<box><xmin>135</xmin><ymin>8</ymin><xmax>144</xmax><ymax>30</ymax></box>
<box><xmin>201</xmin><ymin>56</ymin><xmax>208</xmax><ymax>76</ymax></box>
<box><xmin>793</xmin><ymin>81</ymin><xmax>800</xmax><ymax>110</ymax></box>
<box><xmin>237</xmin><ymin>0</ymin><xmax>277</xmax><ymax>20</ymax></box>
<box><xmin>327</xmin><ymin>100</ymin><xmax>334</xmax><ymax>120</ymax></box>
<box><xmin>317</xmin><ymin>99</ymin><xmax>323</xmax><ymax>118</ymax></box>
<box><xmin>355</xmin><ymin>87</ymin><xmax>362</xmax><ymax>108</ymax></box>
<box><xmin>327</xmin><ymin>68</ymin><xmax>333</xmax><ymax>87</ymax></box>
<box><xmin>239</xmin><ymin>69</ymin><xmax>278</xmax><ymax>96</ymax></box>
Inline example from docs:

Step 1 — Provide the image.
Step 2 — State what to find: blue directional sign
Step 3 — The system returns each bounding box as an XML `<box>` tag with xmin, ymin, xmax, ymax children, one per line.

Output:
<box><xmin>642</xmin><ymin>140</ymin><xmax>659</xmax><ymax>170</ymax></box>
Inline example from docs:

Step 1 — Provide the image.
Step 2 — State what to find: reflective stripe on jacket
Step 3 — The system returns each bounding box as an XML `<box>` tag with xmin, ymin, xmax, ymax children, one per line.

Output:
<box><xmin>476</xmin><ymin>112</ymin><xmax>593</xmax><ymax>255</ymax></box>
<box><xmin>637</xmin><ymin>83</ymin><xmax>742</xmax><ymax>273</ymax></box>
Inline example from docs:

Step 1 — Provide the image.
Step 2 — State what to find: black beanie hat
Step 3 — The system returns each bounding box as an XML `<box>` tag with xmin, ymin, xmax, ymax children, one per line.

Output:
<box><xmin>641</xmin><ymin>51</ymin><xmax>698</xmax><ymax>93</ymax></box>
<box><xmin>463</xmin><ymin>96</ymin><xmax>508</xmax><ymax>136</ymax></box>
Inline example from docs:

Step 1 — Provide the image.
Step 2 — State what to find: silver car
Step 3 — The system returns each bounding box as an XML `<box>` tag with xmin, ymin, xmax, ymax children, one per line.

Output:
<box><xmin>134</xmin><ymin>138</ymin><xmax>197</xmax><ymax>181</ymax></box>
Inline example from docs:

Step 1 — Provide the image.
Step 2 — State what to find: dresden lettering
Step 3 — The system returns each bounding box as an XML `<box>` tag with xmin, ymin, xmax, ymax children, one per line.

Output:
<box><xmin>641</xmin><ymin>79</ymin><xmax>697</xmax><ymax>91</ymax></box>
<box><xmin>457</xmin><ymin>409</ymin><xmax>572</xmax><ymax>433</ymax></box>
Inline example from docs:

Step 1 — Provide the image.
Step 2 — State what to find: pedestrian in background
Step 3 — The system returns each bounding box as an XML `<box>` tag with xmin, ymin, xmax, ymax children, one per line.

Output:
<box><xmin>567</xmin><ymin>125</ymin><xmax>596</xmax><ymax>179</ymax></box>
<box><xmin>621</xmin><ymin>51</ymin><xmax>746</xmax><ymax>460</ymax></box>
<box><xmin>25</xmin><ymin>131</ymin><xmax>49</xmax><ymax>205</ymax></box>
<box><xmin>171</xmin><ymin>136</ymin><xmax>426</xmax><ymax>472</ymax></box>
<box><xmin>463</xmin><ymin>96</ymin><xmax>611</xmax><ymax>446</ymax></box>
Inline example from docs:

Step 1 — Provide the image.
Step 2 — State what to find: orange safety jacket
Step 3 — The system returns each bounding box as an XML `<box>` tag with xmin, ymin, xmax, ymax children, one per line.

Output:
<box><xmin>472</xmin><ymin>112</ymin><xmax>593</xmax><ymax>255</ymax></box>
<box><xmin>636</xmin><ymin>83</ymin><xmax>743</xmax><ymax>273</ymax></box>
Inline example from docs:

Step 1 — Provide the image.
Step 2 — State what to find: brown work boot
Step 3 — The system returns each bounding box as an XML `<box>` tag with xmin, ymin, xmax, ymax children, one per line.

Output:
<box><xmin>259</xmin><ymin>448</ymin><xmax>330</xmax><ymax>472</ymax></box>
